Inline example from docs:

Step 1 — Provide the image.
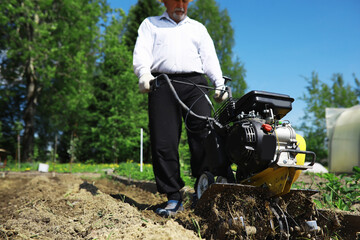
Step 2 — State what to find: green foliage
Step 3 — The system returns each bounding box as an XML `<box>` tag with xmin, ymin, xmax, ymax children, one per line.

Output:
<box><xmin>179</xmin><ymin>124</ymin><xmax>191</xmax><ymax>166</ymax></box>
<box><xmin>1</xmin><ymin>161</ymin><xmax>34</xmax><ymax>172</ymax></box>
<box><xmin>36</xmin><ymin>0</ymin><xmax>109</xmax><ymax>163</ymax></box>
<box><xmin>0</xmin><ymin>83</ymin><xmax>25</xmax><ymax>155</ymax></box>
<box><xmin>293</xmin><ymin>169</ymin><xmax>360</xmax><ymax>212</ymax></box>
<box><xmin>314</xmin><ymin>167</ymin><xmax>360</xmax><ymax>211</ymax></box>
<box><xmin>192</xmin><ymin>218</ymin><xmax>202</xmax><ymax>239</ymax></box>
<box><xmin>0</xmin><ymin>0</ymin><xmax>109</xmax><ymax>161</ymax></box>
<box><xmin>115</xmin><ymin>161</ymin><xmax>154</xmax><ymax>181</ymax></box>
<box><xmin>86</xmin><ymin>9</ymin><xmax>149</xmax><ymax>163</ymax></box>
<box><xmin>299</xmin><ymin>72</ymin><xmax>360</xmax><ymax>161</ymax></box>
<box><xmin>2</xmin><ymin>160</ymin><xmax>196</xmax><ymax>188</ymax></box>
<box><xmin>188</xmin><ymin>0</ymin><xmax>247</xmax><ymax>98</ymax></box>
<box><xmin>2</xmin><ymin>161</ymin><xmax>119</xmax><ymax>173</ymax></box>
<box><xmin>51</xmin><ymin>163</ymin><xmax>115</xmax><ymax>173</ymax></box>
<box><xmin>114</xmin><ymin>161</ymin><xmax>195</xmax><ymax>187</ymax></box>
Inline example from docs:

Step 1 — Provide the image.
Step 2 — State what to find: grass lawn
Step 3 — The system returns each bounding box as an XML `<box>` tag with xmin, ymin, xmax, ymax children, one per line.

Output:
<box><xmin>1</xmin><ymin>160</ymin><xmax>196</xmax><ymax>187</ymax></box>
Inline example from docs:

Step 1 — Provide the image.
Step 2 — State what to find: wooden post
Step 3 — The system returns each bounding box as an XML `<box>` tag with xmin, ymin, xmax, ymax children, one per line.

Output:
<box><xmin>17</xmin><ymin>134</ymin><xmax>21</xmax><ymax>169</ymax></box>
<box><xmin>140</xmin><ymin>128</ymin><xmax>143</xmax><ymax>172</ymax></box>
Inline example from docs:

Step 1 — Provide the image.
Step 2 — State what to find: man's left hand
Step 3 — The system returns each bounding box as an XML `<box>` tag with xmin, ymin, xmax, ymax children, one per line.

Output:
<box><xmin>214</xmin><ymin>85</ymin><xmax>229</xmax><ymax>103</ymax></box>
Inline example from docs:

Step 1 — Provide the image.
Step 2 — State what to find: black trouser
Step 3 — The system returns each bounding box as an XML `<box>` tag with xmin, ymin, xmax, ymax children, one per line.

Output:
<box><xmin>148</xmin><ymin>73</ymin><xmax>211</xmax><ymax>199</ymax></box>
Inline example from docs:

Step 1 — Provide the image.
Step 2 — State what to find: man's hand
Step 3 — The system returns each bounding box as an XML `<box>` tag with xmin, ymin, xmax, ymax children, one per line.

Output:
<box><xmin>139</xmin><ymin>73</ymin><xmax>155</xmax><ymax>93</ymax></box>
<box><xmin>213</xmin><ymin>85</ymin><xmax>229</xmax><ymax>103</ymax></box>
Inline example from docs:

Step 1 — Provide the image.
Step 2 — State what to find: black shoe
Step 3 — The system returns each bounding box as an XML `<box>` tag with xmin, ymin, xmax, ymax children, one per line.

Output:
<box><xmin>155</xmin><ymin>200</ymin><xmax>184</xmax><ymax>217</ymax></box>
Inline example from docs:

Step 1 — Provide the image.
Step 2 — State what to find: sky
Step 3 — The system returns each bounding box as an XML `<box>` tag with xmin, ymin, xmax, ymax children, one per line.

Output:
<box><xmin>109</xmin><ymin>0</ymin><xmax>360</xmax><ymax>125</ymax></box>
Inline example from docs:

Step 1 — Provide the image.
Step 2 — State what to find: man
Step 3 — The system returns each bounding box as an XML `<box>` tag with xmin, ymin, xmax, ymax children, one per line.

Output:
<box><xmin>133</xmin><ymin>0</ymin><xmax>227</xmax><ymax>217</ymax></box>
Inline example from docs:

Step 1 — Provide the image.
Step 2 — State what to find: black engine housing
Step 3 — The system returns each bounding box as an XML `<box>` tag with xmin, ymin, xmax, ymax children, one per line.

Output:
<box><xmin>225</xmin><ymin>119</ymin><xmax>276</xmax><ymax>180</ymax></box>
<box><xmin>201</xmin><ymin>90</ymin><xmax>295</xmax><ymax>181</ymax></box>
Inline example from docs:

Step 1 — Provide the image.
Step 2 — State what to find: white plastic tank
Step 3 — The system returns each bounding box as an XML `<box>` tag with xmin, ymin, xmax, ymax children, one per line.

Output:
<box><xmin>326</xmin><ymin>105</ymin><xmax>360</xmax><ymax>172</ymax></box>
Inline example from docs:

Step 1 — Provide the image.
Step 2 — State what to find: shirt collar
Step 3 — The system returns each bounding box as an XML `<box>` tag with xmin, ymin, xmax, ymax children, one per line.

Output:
<box><xmin>160</xmin><ymin>11</ymin><xmax>190</xmax><ymax>25</ymax></box>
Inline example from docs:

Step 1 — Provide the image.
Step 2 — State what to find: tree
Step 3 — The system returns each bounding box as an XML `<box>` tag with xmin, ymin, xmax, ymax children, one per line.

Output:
<box><xmin>122</xmin><ymin>0</ymin><xmax>163</xmax><ymax>51</ymax></box>
<box><xmin>0</xmin><ymin>81</ymin><xmax>25</xmax><ymax>156</ymax></box>
<box><xmin>300</xmin><ymin>72</ymin><xmax>360</xmax><ymax>162</ymax></box>
<box><xmin>0</xmin><ymin>0</ymin><xmax>55</xmax><ymax>161</ymax></box>
<box><xmin>71</xmin><ymin>8</ymin><xmax>150</xmax><ymax>163</ymax></box>
<box><xmin>40</xmin><ymin>0</ymin><xmax>110</xmax><ymax>163</ymax></box>
<box><xmin>0</xmin><ymin>0</ymin><xmax>109</xmax><ymax>162</ymax></box>
<box><xmin>188</xmin><ymin>0</ymin><xmax>247</xmax><ymax>98</ymax></box>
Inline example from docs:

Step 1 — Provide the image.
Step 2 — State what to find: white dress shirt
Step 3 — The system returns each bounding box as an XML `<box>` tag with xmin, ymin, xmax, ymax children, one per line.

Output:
<box><xmin>133</xmin><ymin>12</ymin><xmax>224</xmax><ymax>87</ymax></box>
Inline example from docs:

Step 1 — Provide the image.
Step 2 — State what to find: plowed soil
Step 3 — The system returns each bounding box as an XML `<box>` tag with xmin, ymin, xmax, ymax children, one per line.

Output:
<box><xmin>0</xmin><ymin>172</ymin><xmax>358</xmax><ymax>240</ymax></box>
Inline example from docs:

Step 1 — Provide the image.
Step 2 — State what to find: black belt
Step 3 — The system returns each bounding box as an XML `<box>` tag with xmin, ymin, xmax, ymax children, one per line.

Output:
<box><xmin>152</xmin><ymin>72</ymin><xmax>202</xmax><ymax>78</ymax></box>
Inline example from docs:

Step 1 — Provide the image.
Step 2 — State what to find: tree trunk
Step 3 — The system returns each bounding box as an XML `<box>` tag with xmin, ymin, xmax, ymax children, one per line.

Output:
<box><xmin>22</xmin><ymin>60</ymin><xmax>37</xmax><ymax>162</ymax></box>
<box><xmin>22</xmin><ymin>10</ymin><xmax>39</xmax><ymax>162</ymax></box>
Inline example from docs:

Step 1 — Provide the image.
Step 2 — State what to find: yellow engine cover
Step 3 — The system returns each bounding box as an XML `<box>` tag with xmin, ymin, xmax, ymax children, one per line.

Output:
<box><xmin>240</xmin><ymin>134</ymin><xmax>307</xmax><ymax>197</ymax></box>
<box><xmin>293</xmin><ymin>134</ymin><xmax>307</xmax><ymax>181</ymax></box>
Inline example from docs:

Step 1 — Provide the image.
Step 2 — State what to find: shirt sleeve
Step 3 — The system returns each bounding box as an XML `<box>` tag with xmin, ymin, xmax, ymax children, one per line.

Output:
<box><xmin>133</xmin><ymin>18</ymin><xmax>154</xmax><ymax>78</ymax></box>
<box><xmin>198</xmin><ymin>25</ymin><xmax>224</xmax><ymax>87</ymax></box>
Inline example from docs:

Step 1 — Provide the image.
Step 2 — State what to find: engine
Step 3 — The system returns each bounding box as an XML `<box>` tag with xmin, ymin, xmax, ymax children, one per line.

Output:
<box><xmin>214</xmin><ymin>90</ymin><xmax>300</xmax><ymax>180</ymax></box>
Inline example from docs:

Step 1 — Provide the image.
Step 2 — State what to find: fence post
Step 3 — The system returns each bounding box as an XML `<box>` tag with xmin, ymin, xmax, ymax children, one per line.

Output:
<box><xmin>140</xmin><ymin>128</ymin><xmax>143</xmax><ymax>172</ymax></box>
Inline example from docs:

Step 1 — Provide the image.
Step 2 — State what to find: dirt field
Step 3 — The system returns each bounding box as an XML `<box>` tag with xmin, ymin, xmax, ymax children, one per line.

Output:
<box><xmin>0</xmin><ymin>172</ymin><xmax>359</xmax><ymax>240</ymax></box>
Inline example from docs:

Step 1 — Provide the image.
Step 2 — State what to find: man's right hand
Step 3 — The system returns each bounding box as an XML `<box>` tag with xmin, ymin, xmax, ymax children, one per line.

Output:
<box><xmin>139</xmin><ymin>73</ymin><xmax>154</xmax><ymax>93</ymax></box>
<box><xmin>214</xmin><ymin>85</ymin><xmax>229</xmax><ymax>103</ymax></box>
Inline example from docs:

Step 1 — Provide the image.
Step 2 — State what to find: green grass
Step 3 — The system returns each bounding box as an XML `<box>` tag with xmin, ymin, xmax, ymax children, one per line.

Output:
<box><xmin>1</xmin><ymin>160</ymin><xmax>196</xmax><ymax>188</ymax></box>
<box><xmin>292</xmin><ymin>167</ymin><xmax>360</xmax><ymax>212</ymax></box>
<box><xmin>113</xmin><ymin>160</ymin><xmax>196</xmax><ymax>187</ymax></box>
<box><xmin>2</xmin><ymin>161</ymin><xmax>119</xmax><ymax>173</ymax></box>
